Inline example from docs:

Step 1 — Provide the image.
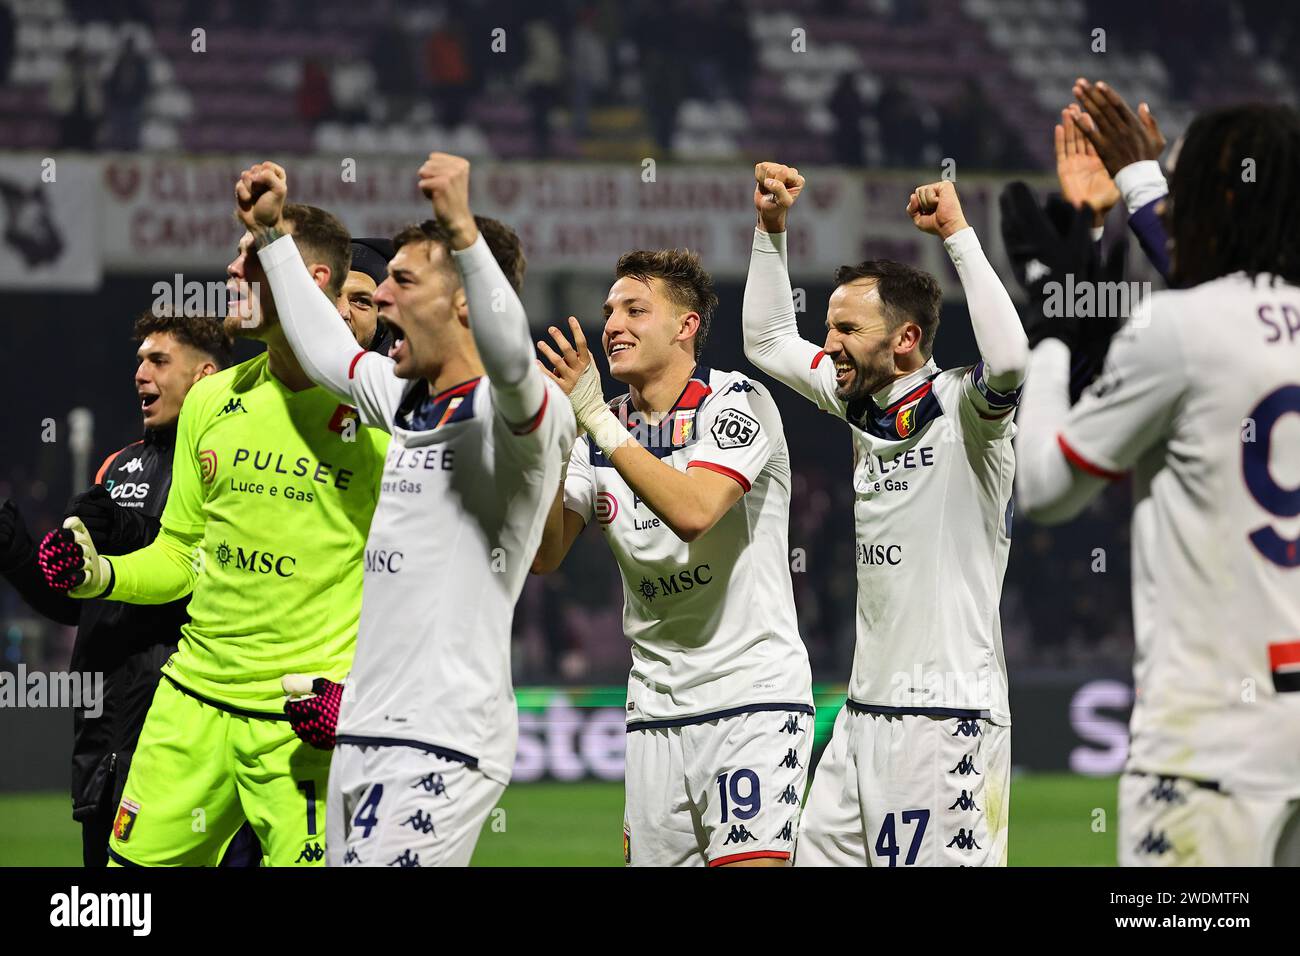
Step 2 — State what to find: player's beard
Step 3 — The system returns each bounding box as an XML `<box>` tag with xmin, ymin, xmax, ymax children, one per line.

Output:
<box><xmin>834</xmin><ymin>346</ymin><xmax>894</xmax><ymax>404</ymax></box>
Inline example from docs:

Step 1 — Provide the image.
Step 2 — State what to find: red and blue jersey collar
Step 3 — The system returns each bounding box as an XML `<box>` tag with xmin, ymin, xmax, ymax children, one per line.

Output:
<box><xmin>396</xmin><ymin>376</ymin><xmax>482</xmax><ymax>432</ymax></box>
<box><xmin>847</xmin><ymin>364</ymin><xmax>944</xmax><ymax>441</ymax></box>
<box><xmin>591</xmin><ymin>365</ymin><xmax>712</xmax><ymax>465</ymax></box>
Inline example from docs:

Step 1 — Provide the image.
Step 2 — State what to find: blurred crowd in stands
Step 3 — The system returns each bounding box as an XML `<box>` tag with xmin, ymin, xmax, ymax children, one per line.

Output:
<box><xmin>0</xmin><ymin>0</ymin><xmax>1295</xmax><ymax>164</ymax></box>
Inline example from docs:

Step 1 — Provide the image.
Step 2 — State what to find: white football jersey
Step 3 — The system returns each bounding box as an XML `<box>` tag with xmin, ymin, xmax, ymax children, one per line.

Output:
<box><xmin>1058</xmin><ymin>273</ymin><xmax>1300</xmax><ymax>797</ymax></box>
<box><xmin>563</xmin><ymin>366</ymin><xmax>813</xmax><ymax>725</ymax></box>
<box><xmin>800</xmin><ymin>355</ymin><xmax>1019</xmax><ymax>723</ymax></box>
<box><xmin>335</xmin><ymin>359</ymin><xmax>575</xmax><ymax>785</ymax></box>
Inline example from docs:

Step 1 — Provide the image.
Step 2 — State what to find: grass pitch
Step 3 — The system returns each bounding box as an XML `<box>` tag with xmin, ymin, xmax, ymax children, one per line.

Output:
<box><xmin>0</xmin><ymin>772</ymin><xmax>1118</xmax><ymax>866</ymax></box>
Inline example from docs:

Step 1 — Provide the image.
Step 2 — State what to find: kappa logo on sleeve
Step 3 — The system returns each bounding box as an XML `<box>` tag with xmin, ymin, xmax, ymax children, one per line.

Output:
<box><xmin>711</xmin><ymin>408</ymin><xmax>760</xmax><ymax>449</ymax></box>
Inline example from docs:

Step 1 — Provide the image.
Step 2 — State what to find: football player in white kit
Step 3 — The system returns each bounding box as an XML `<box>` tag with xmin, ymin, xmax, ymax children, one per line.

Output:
<box><xmin>531</xmin><ymin>249</ymin><xmax>815</xmax><ymax>867</ymax></box>
<box><xmin>742</xmin><ymin>163</ymin><xmax>1029</xmax><ymax>866</ymax></box>
<box><xmin>235</xmin><ymin>155</ymin><xmax>574</xmax><ymax>867</ymax></box>
<box><xmin>1016</xmin><ymin>103</ymin><xmax>1300</xmax><ymax>866</ymax></box>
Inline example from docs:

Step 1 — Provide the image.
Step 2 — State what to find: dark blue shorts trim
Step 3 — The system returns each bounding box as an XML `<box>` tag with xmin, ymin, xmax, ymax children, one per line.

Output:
<box><xmin>106</xmin><ymin>846</ymin><xmax>143</xmax><ymax>867</ymax></box>
<box><xmin>335</xmin><ymin>734</ymin><xmax>478</xmax><ymax>768</ymax></box>
<box><xmin>1124</xmin><ymin>769</ymin><xmax>1222</xmax><ymax>793</ymax></box>
<box><xmin>626</xmin><ymin>701</ymin><xmax>815</xmax><ymax>732</ymax></box>
<box><xmin>845</xmin><ymin>699</ymin><xmax>991</xmax><ymax>720</ymax></box>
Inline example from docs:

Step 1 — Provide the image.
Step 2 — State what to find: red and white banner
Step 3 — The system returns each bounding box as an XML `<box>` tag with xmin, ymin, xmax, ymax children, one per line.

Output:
<box><xmin>3</xmin><ymin>151</ymin><xmax>1052</xmax><ymax>292</ymax></box>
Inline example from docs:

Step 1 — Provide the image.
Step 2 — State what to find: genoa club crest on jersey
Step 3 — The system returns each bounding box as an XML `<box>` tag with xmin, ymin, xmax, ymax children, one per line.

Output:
<box><xmin>113</xmin><ymin>798</ymin><xmax>140</xmax><ymax>842</ymax></box>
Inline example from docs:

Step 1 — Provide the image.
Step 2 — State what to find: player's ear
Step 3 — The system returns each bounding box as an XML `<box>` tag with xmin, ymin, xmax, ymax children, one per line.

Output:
<box><xmin>453</xmin><ymin>286</ymin><xmax>470</xmax><ymax>327</ymax></box>
<box><xmin>676</xmin><ymin>311</ymin><xmax>700</xmax><ymax>346</ymax></box>
<box><xmin>307</xmin><ymin>262</ymin><xmax>332</xmax><ymax>292</ymax></box>
<box><xmin>894</xmin><ymin>321</ymin><xmax>922</xmax><ymax>357</ymax></box>
<box><xmin>195</xmin><ymin>361</ymin><xmax>218</xmax><ymax>382</ymax></box>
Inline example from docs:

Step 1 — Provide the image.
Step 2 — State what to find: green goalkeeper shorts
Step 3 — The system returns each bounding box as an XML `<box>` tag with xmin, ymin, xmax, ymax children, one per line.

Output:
<box><xmin>107</xmin><ymin>676</ymin><xmax>333</xmax><ymax>867</ymax></box>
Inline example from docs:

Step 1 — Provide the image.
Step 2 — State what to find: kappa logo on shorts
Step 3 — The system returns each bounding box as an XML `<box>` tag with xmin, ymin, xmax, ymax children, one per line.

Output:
<box><xmin>1141</xmin><ymin>777</ymin><xmax>1187</xmax><ymax>806</ymax></box>
<box><xmin>946</xmin><ymin>828</ymin><xmax>981</xmax><ymax>851</ymax></box>
<box><xmin>952</xmin><ymin>719</ymin><xmax>981</xmax><ymax>738</ymax></box>
<box><xmin>948</xmin><ymin>790</ymin><xmax>980</xmax><ymax>812</ymax></box>
<box><xmin>295</xmin><ymin>841</ymin><xmax>324</xmax><ymax>863</ymax></box>
<box><xmin>1135</xmin><ymin>829</ymin><xmax>1173</xmax><ymax>856</ymax></box>
<box><xmin>389</xmin><ymin>849</ymin><xmax>421</xmax><ymax>867</ymax></box>
<box><xmin>778</xmin><ymin>784</ymin><xmax>800</xmax><ymax>806</ymax></box>
<box><xmin>723</xmin><ymin>824</ymin><xmax>757</xmax><ymax>846</ymax></box>
<box><xmin>775</xmin><ymin>819</ymin><xmax>794</xmax><ymax>842</ymax></box>
<box><xmin>344</xmin><ymin>847</ymin><xmax>362</xmax><ymax>865</ymax></box>
<box><xmin>950</xmin><ymin>754</ymin><xmax>979</xmax><ymax>775</ymax></box>
<box><xmin>778</xmin><ymin>747</ymin><xmax>802</xmax><ymax>770</ymax></box>
<box><xmin>112</xmin><ymin>798</ymin><xmax>140</xmax><ymax>843</ymax></box>
<box><xmin>412</xmin><ymin>772</ymin><xmax>449</xmax><ymax>798</ymax></box>
<box><xmin>779</xmin><ymin>715</ymin><xmax>803</xmax><ymax>734</ymax></box>
<box><xmin>403</xmin><ymin>810</ymin><xmax>436</xmax><ymax>835</ymax></box>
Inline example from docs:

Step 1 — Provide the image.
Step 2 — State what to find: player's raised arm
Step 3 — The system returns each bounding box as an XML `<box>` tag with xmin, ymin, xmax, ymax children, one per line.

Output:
<box><xmin>910</xmin><ymin>181</ymin><xmax>1028</xmax><ymax>400</ymax></box>
<box><xmin>741</xmin><ymin>162</ymin><xmax>840</xmax><ymax>410</ymax></box>
<box><xmin>240</xmin><ymin>162</ymin><xmax>374</xmax><ymax>403</ymax></box>
<box><xmin>419</xmin><ymin>152</ymin><xmax>547</xmax><ymax>433</ymax></box>
<box><xmin>1071</xmin><ymin>78</ymin><xmax>1171</xmax><ymax>279</ymax></box>
<box><xmin>1055</xmin><ymin>104</ymin><xmax>1119</xmax><ymax>229</ymax></box>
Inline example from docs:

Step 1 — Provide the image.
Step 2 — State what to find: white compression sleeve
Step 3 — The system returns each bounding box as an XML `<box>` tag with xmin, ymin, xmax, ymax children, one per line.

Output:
<box><xmin>741</xmin><ymin>228</ymin><xmax>824</xmax><ymax>403</ymax></box>
<box><xmin>944</xmin><ymin>227</ymin><xmax>1029</xmax><ymax>390</ymax></box>
<box><xmin>258</xmin><ymin>234</ymin><xmax>361</xmax><ymax>401</ymax></box>
<box><xmin>451</xmin><ymin>235</ymin><xmax>545</xmax><ymax>427</ymax></box>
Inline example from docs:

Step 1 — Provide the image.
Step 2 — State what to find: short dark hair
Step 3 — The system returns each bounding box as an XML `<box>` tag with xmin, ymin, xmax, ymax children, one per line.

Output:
<box><xmin>391</xmin><ymin>215</ymin><xmax>526</xmax><ymax>293</ymax></box>
<box><xmin>614</xmin><ymin>249</ymin><xmax>718</xmax><ymax>359</ymax></box>
<box><xmin>833</xmin><ymin>259</ymin><xmax>942</xmax><ymax>358</ymax></box>
<box><xmin>133</xmin><ymin>311</ymin><xmax>234</xmax><ymax>369</ymax></box>
<box><xmin>283</xmin><ymin>202</ymin><xmax>352</xmax><ymax>299</ymax></box>
<box><xmin>1168</xmin><ymin>103</ymin><xmax>1300</xmax><ymax>288</ymax></box>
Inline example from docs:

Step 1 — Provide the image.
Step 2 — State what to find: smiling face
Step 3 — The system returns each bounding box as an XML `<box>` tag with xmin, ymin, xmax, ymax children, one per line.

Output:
<box><xmin>337</xmin><ymin>269</ymin><xmax>378</xmax><ymax>347</ymax></box>
<box><xmin>135</xmin><ymin>331</ymin><xmax>212</xmax><ymax>429</ymax></box>
<box><xmin>373</xmin><ymin>240</ymin><xmax>462</xmax><ymax>380</ymax></box>
<box><xmin>224</xmin><ymin>231</ymin><xmax>275</xmax><ymax>339</ymax></box>
<box><xmin>601</xmin><ymin>275</ymin><xmax>698</xmax><ymax>386</ymax></box>
<box><xmin>823</xmin><ymin>279</ymin><xmax>913</xmax><ymax>402</ymax></box>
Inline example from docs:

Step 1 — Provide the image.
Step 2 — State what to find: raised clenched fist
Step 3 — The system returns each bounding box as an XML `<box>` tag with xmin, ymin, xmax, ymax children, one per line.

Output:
<box><xmin>235</xmin><ymin>161</ymin><xmax>288</xmax><ymax>233</ymax></box>
<box><xmin>907</xmin><ymin>181</ymin><xmax>969</xmax><ymax>240</ymax></box>
<box><xmin>417</xmin><ymin>152</ymin><xmax>477</xmax><ymax>250</ymax></box>
<box><xmin>753</xmin><ymin>162</ymin><xmax>805</xmax><ymax>233</ymax></box>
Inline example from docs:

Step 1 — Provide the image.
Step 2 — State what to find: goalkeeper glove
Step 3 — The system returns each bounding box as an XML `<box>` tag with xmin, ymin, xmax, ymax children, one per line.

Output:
<box><xmin>283</xmin><ymin>674</ymin><xmax>344</xmax><ymax>749</ymax></box>
<box><xmin>999</xmin><ymin>181</ymin><xmax>1127</xmax><ymax>402</ymax></box>
<box><xmin>38</xmin><ymin>517</ymin><xmax>114</xmax><ymax>598</ymax></box>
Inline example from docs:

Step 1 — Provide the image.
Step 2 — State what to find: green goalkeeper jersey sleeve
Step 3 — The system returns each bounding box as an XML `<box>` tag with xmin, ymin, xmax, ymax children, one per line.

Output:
<box><xmin>115</xmin><ymin>352</ymin><xmax>388</xmax><ymax>712</ymax></box>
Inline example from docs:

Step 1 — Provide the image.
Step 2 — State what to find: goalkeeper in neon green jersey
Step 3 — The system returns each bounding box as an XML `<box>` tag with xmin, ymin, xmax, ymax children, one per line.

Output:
<box><xmin>39</xmin><ymin>203</ymin><xmax>388</xmax><ymax>866</ymax></box>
